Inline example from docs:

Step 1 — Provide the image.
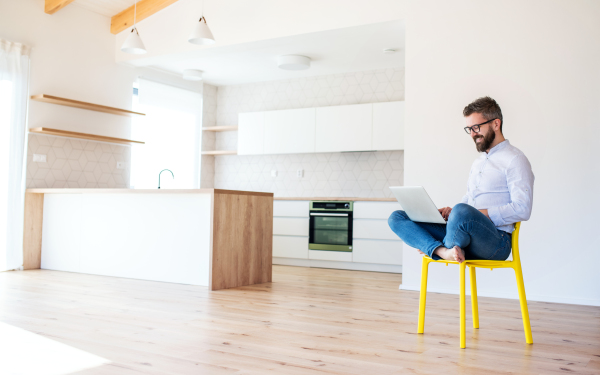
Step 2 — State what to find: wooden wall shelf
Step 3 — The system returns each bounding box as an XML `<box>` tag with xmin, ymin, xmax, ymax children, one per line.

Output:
<box><xmin>29</xmin><ymin>127</ymin><xmax>145</xmax><ymax>145</ymax></box>
<box><xmin>202</xmin><ymin>150</ymin><xmax>237</xmax><ymax>156</ymax></box>
<box><xmin>31</xmin><ymin>94</ymin><xmax>145</xmax><ymax>117</ymax></box>
<box><xmin>202</xmin><ymin>126</ymin><xmax>238</xmax><ymax>132</ymax></box>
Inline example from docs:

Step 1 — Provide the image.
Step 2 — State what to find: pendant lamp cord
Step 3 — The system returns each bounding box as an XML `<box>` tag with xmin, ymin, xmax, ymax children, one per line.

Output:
<box><xmin>133</xmin><ymin>0</ymin><xmax>137</xmax><ymax>33</ymax></box>
<box><xmin>200</xmin><ymin>0</ymin><xmax>206</xmax><ymax>23</ymax></box>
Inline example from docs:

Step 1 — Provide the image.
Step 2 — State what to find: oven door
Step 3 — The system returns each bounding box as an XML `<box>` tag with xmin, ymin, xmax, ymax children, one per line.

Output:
<box><xmin>309</xmin><ymin>212</ymin><xmax>353</xmax><ymax>251</ymax></box>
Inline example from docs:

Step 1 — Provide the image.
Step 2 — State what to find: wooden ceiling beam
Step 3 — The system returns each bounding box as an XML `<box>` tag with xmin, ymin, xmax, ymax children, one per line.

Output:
<box><xmin>111</xmin><ymin>0</ymin><xmax>179</xmax><ymax>35</ymax></box>
<box><xmin>45</xmin><ymin>0</ymin><xmax>76</xmax><ymax>14</ymax></box>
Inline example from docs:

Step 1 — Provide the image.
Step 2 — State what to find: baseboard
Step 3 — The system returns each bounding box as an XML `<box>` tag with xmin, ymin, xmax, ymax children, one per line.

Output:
<box><xmin>273</xmin><ymin>257</ymin><xmax>402</xmax><ymax>274</ymax></box>
<box><xmin>399</xmin><ymin>284</ymin><xmax>600</xmax><ymax>307</ymax></box>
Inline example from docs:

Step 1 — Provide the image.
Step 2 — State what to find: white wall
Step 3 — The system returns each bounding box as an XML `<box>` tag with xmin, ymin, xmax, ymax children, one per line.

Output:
<box><xmin>0</xmin><ymin>0</ymin><xmax>135</xmax><ymax>138</ymax></box>
<box><xmin>403</xmin><ymin>0</ymin><xmax>600</xmax><ymax>306</ymax></box>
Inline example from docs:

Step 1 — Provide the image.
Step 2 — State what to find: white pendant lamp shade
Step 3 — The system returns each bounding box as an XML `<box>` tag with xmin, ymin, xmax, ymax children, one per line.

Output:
<box><xmin>182</xmin><ymin>69</ymin><xmax>203</xmax><ymax>81</ymax></box>
<box><xmin>278</xmin><ymin>55</ymin><xmax>311</xmax><ymax>70</ymax></box>
<box><xmin>121</xmin><ymin>27</ymin><xmax>147</xmax><ymax>54</ymax></box>
<box><xmin>188</xmin><ymin>17</ymin><xmax>215</xmax><ymax>45</ymax></box>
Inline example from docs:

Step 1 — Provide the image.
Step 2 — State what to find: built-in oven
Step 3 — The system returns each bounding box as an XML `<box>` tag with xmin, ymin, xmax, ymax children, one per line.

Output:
<box><xmin>309</xmin><ymin>201</ymin><xmax>353</xmax><ymax>252</ymax></box>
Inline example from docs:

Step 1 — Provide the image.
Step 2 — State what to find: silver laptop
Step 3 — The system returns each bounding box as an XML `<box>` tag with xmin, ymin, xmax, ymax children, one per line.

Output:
<box><xmin>389</xmin><ymin>186</ymin><xmax>447</xmax><ymax>224</ymax></box>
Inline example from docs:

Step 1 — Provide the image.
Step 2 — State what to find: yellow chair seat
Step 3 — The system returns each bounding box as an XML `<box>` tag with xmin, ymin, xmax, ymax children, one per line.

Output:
<box><xmin>417</xmin><ymin>222</ymin><xmax>533</xmax><ymax>348</ymax></box>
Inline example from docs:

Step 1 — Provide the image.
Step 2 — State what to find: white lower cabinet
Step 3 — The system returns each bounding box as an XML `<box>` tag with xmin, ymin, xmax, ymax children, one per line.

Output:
<box><xmin>273</xmin><ymin>217</ymin><xmax>309</xmax><ymax>236</ymax></box>
<box><xmin>309</xmin><ymin>250</ymin><xmax>352</xmax><ymax>262</ymax></box>
<box><xmin>272</xmin><ymin>199</ymin><xmax>402</xmax><ymax>272</ymax></box>
<box><xmin>353</xmin><ymin>219</ymin><xmax>399</xmax><ymax>241</ymax></box>
<box><xmin>273</xmin><ymin>201</ymin><xmax>309</xmax><ymax>217</ymax></box>
<box><xmin>352</xmin><ymin>239</ymin><xmax>402</xmax><ymax>265</ymax></box>
<box><xmin>273</xmin><ymin>236</ymin><xmax>309</xmax><ymax>259</ymax></box>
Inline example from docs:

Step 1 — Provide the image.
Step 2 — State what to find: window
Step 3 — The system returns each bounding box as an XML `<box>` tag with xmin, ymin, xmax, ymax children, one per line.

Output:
<box><xmin>0</xmin><ymin>80</ymin><xmax>12</xmax><ymax>270</ymax></box>
<box><xmin>130</xmin><ymin>79</ymin><xmax>202</xmax><ymax>189</ymax></box>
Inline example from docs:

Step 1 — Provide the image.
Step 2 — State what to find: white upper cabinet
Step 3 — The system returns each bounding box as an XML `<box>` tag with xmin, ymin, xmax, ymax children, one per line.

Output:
<box><xmin>238</xmin><ymin>101</ymin><xmax>403</xmax><ymax>155</ymax></box>
<box><xmin>372</xmin><ymin>101</ymin><xmax>404</xmax><ymax>151</ymax></box>
<box><xmin>315</xmin><ymin>103</ymin><xmax>373</xmax><ymax>153</ymax></box>
<box><xmin>238</xmin><ymin>112</ymin><xmax>265</xmax><ymax>155</ymax></box>
<box><xmin>264</xmin><ymin>108</ymin><xmax>316</xmax><ymax>155</ymax></box>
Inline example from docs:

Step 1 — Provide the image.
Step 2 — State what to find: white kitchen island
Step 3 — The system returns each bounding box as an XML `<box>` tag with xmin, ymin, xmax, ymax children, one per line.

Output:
<box><xmin>22</xmin><ymin>189</ymin><xmax>273</xmax><ymax>290</ymax></box>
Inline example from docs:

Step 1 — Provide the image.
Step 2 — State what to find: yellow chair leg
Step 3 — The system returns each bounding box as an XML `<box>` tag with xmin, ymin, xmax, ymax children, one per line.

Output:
<box><xmin>418</xmin><ymin>257</ymin><xmax>430</xmax><ymax>334</ymax></box>
<box><xmin>514</xmin><ymin>265</ymin><xmax>533</xmax><ymax>344</ymax></box>
<box><xmin>460</xmin><ymin>262</ymin><xmax>466</xmax><ymax>349</ymax></box>
<box><xmin>469</xmin><ymin>266</ymin><xmax>479</xmax><ymax>329</ymax></box>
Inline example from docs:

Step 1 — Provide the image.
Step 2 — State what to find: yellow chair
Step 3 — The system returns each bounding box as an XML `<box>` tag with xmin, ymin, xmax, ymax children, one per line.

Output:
<box><xmin>417</xmin><ymin>222</ymin><xmax>533</xmax><ymax>348</ymax></box>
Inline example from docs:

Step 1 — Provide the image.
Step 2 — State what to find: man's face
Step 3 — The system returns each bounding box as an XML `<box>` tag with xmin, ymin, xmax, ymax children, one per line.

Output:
<box><xmin>466</xmin><ymin>113</ymin><xmax>495</xmax><ymax>152</ymax></box>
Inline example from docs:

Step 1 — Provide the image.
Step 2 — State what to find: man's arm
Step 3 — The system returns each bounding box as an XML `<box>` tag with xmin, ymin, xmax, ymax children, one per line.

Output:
<box><xmin>487</xmin><ymin>154</ymin><xmax>535</xmax><ymax>226</ymax></box>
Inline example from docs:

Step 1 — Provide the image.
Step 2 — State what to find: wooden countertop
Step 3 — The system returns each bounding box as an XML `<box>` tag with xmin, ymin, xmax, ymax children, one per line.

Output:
<box><xmin>25</xmin><ymin>189</ymin><xmax>388</xmax><ymax>201</ymax></box>
<box><xmin>273</xmin><ymin>197</ymin><xmax>397</xmax><ymax>202</ymax></box>
<box><xmin>26</xmin><ymin>188</ymin><xmax>273</xmax><ymax>197</ymax></box>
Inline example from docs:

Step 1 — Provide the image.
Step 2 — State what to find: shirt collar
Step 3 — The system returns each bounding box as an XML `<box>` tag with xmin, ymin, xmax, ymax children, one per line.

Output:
<box><xmin>487</xmin><ymin>139</ymin><xmax>510</xmax><ymax>156</ymax></box>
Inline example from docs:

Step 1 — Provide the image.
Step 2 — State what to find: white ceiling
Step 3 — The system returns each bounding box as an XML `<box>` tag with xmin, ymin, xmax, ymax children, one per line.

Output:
<box><xmin>69</xmin><ymin>0</ymin><xmax>405</xmax><ymax>87</ymax></box>
<box><xmin>146</xmin><ymin>20</ymin><xmax>405</xmax><ymax>86</ymax></box>
<box><xmin>73</xmin><ymin>0</ymin><xmax>131</xmax><ymax>17</ymax></box>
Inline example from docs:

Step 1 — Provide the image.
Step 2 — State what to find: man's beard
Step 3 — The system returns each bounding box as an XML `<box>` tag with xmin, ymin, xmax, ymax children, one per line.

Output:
<box><xmin>473</xmin><ymin>127</ymin><xmax>495</xmax><ymax>152</ymax></box>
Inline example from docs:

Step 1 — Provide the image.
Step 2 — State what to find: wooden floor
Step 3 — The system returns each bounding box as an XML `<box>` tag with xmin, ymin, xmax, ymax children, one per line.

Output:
<box><xmin>0</xmin><ymin>266</ymin><xmax>599</xmax><ymax>374</ymax></box>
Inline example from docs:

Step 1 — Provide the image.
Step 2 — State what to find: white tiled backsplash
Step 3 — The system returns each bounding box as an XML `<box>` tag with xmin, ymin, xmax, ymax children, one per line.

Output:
<box><xmin>216</xmin><ymin>151</ymin><xmax>403</xmax><ymax>198</ymax></box>
<box><xmin>211</xmin><ymin>67</ymin><xmax>405</xmax><ymax>197</ymax></box>
<box><xmin>26</xmin><ymin>133</ymin><xmax>130</xmax><ymax>188</ymax></box>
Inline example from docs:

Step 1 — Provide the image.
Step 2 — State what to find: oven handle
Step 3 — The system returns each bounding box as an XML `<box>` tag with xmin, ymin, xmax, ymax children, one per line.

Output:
<box><xmin>310</xmin><ymin>213</ymin><xmax>349</xmax><ymax>217</ymax></box>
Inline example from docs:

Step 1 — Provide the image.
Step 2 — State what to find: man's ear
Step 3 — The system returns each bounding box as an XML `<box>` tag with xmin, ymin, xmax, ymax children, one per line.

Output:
<box><xmin>494</xmin><ymin>119</ymin><xmax>502</xmax><ymax>131</ymax></box>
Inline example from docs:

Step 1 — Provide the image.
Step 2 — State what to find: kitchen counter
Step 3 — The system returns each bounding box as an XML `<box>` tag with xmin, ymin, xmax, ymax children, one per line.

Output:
<box><xmin>23</xmin><ymin>188</ymin><xmax>273</xmax><ymax>290</ymax></box>
<box><xmin>26</xmin><ymin>188</ymin><xmax>272</xmax><ymax>196</ymax></box>
<box><xmin>274</xmin><ymin>197</ymin><xmax>396</xmax><ymax>202</ymax></box>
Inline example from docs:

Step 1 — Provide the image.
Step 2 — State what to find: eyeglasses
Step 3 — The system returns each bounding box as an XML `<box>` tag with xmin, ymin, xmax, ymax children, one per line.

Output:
<box><xmin>464</xmin><ymin>119</ymin><xmax>497</xmax><ymax>134</ymax></box>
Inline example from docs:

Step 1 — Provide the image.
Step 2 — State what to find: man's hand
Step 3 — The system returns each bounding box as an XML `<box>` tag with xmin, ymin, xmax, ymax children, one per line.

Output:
<box><xmin>479</xmin><ymin>209</ymin><xmax>490</xmax><ymax>219</ymax></box>
<box><xmin>438</xmin><ymin>207</ymin><xmax>452</xmax><ymax>221</ymax></box>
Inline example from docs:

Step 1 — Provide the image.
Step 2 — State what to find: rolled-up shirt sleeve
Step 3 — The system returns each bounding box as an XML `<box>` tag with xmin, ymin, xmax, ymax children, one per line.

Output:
<box><xmin>487</xmin><ymin>154</ymin><xmax>534</xmax><ymax>227</ymax></box>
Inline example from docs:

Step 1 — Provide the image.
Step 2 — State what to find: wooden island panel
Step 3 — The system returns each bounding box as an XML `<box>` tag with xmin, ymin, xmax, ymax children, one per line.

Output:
<box><xmin>23</xmin><ymin>193</ymin><xmax>44</xmax><ymax>270</ymax></box>
<box><xmin>211</xmin><ymin>190</ymin><xmax>273</xmax><ymax>291</ymax></box>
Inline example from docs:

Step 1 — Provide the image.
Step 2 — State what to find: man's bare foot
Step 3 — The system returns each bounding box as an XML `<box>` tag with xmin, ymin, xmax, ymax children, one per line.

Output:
<box><xmin>433</xmin><ymin>246</ymin><xmax>466</xmax><ymax>263</ymax></box>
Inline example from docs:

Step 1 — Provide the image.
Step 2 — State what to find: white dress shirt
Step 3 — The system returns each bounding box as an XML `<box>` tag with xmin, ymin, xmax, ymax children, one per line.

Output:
<box><xmin>460</xmin><ymin>140</ymin><xmax>534</xmax><ymax>233</ymax></box>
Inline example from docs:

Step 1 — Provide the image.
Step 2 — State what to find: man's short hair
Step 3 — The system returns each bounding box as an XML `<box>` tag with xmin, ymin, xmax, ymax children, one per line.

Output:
<box><xmin>463</xmin><ymin>96</ymin><xmax>503</xmax><ymax>133</ymax></box>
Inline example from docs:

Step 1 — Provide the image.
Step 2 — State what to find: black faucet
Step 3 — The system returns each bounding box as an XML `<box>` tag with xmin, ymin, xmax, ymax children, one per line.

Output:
<box><xmin>158</xmin><ymin>169</ymin><xmax>174</xmax><ymax>189</ymax></box>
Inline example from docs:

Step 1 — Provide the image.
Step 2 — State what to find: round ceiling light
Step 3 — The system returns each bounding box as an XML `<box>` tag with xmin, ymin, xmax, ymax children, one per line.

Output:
<box><xmin>182</xmin><ymin>69</ymin><xmax>203</xmax><ymax>81</ymax></box>
<box><xmin>277</xmin><ymin>55</ymin><xmax>311</xmax><ymax>70</ymax></box>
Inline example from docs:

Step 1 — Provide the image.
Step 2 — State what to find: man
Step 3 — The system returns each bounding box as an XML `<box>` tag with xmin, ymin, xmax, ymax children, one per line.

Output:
<box><xmin>388</xmin><ymin>96</ymin><xmax>534</xmax><ymax>263</ymax></box>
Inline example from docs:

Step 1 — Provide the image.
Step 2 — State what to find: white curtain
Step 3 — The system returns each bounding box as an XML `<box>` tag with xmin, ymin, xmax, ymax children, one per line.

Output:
<box><xmin>131</xmin><ymin>78</ymin><xmax>202</xmax><ymax>189</ymax></box>
<box><xmin>0</xmin><ymin>39</ymin><xmax>31</xmax><ymax>271</ymax></box>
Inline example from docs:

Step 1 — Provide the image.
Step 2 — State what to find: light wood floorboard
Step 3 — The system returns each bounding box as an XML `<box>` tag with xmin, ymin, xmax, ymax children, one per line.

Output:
<box><xmin>0</xmin><ymin>266</ymin><xmax>598</xmax><ymax>374</ymax></box>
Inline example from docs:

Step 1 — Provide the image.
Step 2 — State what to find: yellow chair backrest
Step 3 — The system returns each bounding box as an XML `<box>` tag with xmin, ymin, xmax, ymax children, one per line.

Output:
<box><xmin>510</xmin><ymin>222</ymin><xmax>521</xmax><ymax>264</ymax></box>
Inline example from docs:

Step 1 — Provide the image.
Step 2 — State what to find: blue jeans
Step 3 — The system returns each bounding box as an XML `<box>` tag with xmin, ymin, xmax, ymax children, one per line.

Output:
<box><xmin>388</xmin><ymin>203</ymin><xmax>512</xmax><ymax>261</ymax></box>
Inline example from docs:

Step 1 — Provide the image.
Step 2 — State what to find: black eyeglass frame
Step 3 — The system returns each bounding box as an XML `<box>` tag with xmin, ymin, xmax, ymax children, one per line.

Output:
<box><xmin>464</xmin><ymin>118</ymin><xmax>498</xmax><ymax>134</ymax></box>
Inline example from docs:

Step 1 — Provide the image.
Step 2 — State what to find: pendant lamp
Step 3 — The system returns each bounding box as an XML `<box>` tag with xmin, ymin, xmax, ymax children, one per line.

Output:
<box><xmin>121</xmin><ymin>0</ymin><xmax>147</xmax><ymax>54</ymax></box>
<box><xmin>188</xmin><ymin>0</ymin><xmax>215</xmax><ymax>45</ymax></box>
